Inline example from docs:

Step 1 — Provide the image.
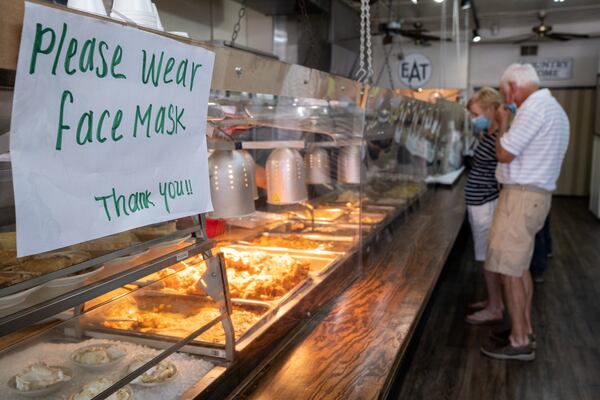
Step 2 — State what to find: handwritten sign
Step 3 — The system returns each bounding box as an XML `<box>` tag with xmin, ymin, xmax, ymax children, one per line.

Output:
<box><xmin>522</xmin><ymin>58</ymin><xmax>573</xmax><ymax>81</ymax></box>
<box><xmin>398</xmin><ymin>53</ymin><xmax>432</xmax><ymax>88</ymax></box>
<box><xmin>11</xmin><ymin>3</ymin><xmax>215</xmax><ymax>256</ymax></box>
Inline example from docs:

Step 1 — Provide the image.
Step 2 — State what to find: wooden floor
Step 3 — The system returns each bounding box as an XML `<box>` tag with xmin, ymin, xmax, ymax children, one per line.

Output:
<box><xmin>394</xmin><ymin>197</ymin><xmax>600</xmax><ymax>400</ymax></box>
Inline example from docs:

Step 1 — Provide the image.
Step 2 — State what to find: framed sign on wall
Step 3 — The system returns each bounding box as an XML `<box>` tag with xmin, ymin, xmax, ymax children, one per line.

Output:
<box><xmin>521</xmin><ymin>58</ymin><xmax>573</xmax><ymax>81</ymax></box>
<box><xmin>398</xmin><ymin>53</ymin><xmax>433</xmax><ymax>89</ymax></box>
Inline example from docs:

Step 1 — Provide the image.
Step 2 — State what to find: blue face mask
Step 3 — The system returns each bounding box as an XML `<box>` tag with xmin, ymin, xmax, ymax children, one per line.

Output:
<box><xmin>505</xmin><ymin>103</ymin><xmax>517</xmax><ymax>114</ymax></box>
<box><xmin>472</xmin><ymin>116</ymin><xmax>491</xmax><ymax>134</ymax></box>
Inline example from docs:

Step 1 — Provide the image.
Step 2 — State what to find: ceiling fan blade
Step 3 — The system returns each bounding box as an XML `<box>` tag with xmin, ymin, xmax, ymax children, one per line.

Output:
<box><xmin>399</xmin><ymin>29</ymin><xmax>424</xmax><ymax>36</ymax></box>
<box><xmin>479</xmin><ymin>34</ymin><xmax>531</xmax><ymax>44</ymax></box>
<box><xmin>546</xmin><ymin>33</ymin><xmax>571</xmax><ymax>41</ymax></box>
<box><xmin>551</xmin><ymin>32</ymin><xmax>590</xmax><ymax>39</ymax></box>
<box><xmin>513</xmin><ymin>35</ymin><xmax>539</xmax><ymax>44</ymax></box>
<box><xmin>419</xmin><ymin>34</ymin><xmax>446</xmax><ymax>41</ymax></box>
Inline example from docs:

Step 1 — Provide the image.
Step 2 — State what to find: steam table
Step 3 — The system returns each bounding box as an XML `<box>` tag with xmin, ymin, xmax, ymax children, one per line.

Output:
<box><xmin>235</xmin><ymin>179</ymin><xmax>467</xmax><ymax>399</ymax></box>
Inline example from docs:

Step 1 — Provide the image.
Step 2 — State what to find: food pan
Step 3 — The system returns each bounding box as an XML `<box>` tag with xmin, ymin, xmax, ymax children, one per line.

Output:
<box><xmin>81</xmin><ymin>294</ymin><xmax>275</xmax><ymax>357</ymax></box>
<box><xmin>238</xmin><ymin>232</ymin><xmax>355</xmax><ymax>254</ymax></box>
<box><xmin>219</xmin><ymin>244</ymin><xmax>339</xmax><ymax>276</ymax></box>
<box><xmin>268</xmin><ymin>220</ymin><xmax>370</xmax><ymax>235</ymax></box>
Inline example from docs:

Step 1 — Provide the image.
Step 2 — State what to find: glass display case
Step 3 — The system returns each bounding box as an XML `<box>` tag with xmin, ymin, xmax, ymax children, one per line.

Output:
<box><xmin>0</xmin><ymin>2</ymin><xmax>467</xmax><ymax>398</ymax></box>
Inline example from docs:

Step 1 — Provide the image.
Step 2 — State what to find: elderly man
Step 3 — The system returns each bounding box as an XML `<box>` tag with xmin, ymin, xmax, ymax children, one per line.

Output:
<box><xmin>480</xmin><ymin>63</ymin><xmax>569</xmax><ymax>361</ymax></box>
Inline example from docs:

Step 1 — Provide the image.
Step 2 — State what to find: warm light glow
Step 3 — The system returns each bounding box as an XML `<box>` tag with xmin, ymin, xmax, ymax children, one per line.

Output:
<box><xmin>434</xmin><ymin>0</ymin><xmax>445</xmax><ymax>3</ymax></box>
<box><xmin>411</xmin><ymin>0</ymin><xmax>418</xmax><ymax>4</ymax></box>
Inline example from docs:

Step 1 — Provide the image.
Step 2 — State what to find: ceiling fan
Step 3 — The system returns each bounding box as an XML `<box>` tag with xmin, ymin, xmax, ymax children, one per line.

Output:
<box><xmin>377</xmin><ymin>21</ymin><xmax>452</xmax><ymax>47</ymax></box>
<box><xmin>488</xmin><ymin>11</ymin><xmax>590</xmax><ymax>44</ymax></box>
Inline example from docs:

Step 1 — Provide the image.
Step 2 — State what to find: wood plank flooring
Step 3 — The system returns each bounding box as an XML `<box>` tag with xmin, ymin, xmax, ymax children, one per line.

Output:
<box><xmin>394</xmin><ymin>197</ymin><xmax>600</xmax><ymax>400</ymax></box>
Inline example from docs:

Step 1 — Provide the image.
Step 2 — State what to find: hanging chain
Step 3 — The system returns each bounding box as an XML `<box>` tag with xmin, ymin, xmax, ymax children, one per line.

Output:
<box><xmin>365</xmin><ymin>0</ymin><xmax>373</xmax><ymax>83</ymax></box>
<box><xmin>355</xmin><ymin>0</ymin><xmax>373</xmax><ymax>84</ymax></box>
<box><xmin>355</xmin><ymin>0</ymin><xmax>366</xmax><ymax>82</ymax></box>
<box><xmin>231</xmin><ymin>0</ymin><xmax>248</xmax><ymax>45</ymax></box>
<box><xmin>383</xmin><ymin>43</ymin><xmax>395</xmax><ymax>90</ymax></box>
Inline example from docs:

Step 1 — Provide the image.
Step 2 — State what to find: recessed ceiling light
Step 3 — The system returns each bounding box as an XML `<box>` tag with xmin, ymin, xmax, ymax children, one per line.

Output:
<box><xmin>434</xmin><ymin>0</ymin><xmax>445</xmax><ymax>3</ymax></box>
<box><xmin>411</xmin><ymin>0</ymin><xmax>419</xmax><ymax>4</ymax></box>
<box><xmin>472</xmin><ymin>29</ymin><xmax>481</xmax><ymax>42</ymax></box>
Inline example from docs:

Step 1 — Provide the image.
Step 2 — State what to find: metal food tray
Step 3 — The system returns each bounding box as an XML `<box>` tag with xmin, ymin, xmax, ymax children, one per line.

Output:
<box><xmin>341</xmin><ymin>211</ymin><xmax>388</xmax><ymax>225</ymax></box>
<box><xmin>81</xmin><ymin>294</ymin><xmax>275</xmax><ymax>358</ymax></box>
<box><xmin>219</xmin><ymin>243</ymin><xmax>339</xmax><ymax>277</ymax></box>
<box><xmin>234</xmin><ymin>275</ymin><xmax>314</xmax><ymax>309</ymax></box>
<box><xmin>269</xmin><ymin>220</ymin><xmax>372</xmax><ymax>235</ymax></box>
<box><xmin>238</xmin><ymin>231</ymin><xmax>355</xmax><ymax>254</ymax></box>
<box><xmin>287</xmin><ymin>207</ymin><xmax>347</xmax><ymax>222</ymax></box>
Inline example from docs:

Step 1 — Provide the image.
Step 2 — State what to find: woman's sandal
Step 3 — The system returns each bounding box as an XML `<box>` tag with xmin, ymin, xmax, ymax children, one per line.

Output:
<box><xmin>465</xmin><ymin>309</ymin><xmax>504</xmax><ymax>326</ymax></box>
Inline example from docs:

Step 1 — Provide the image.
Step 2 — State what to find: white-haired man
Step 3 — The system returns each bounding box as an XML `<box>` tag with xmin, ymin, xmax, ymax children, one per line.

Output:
<box><xmin>480</xmin><ymin>63</ymin><xmax>569</xmax><ymax>361</ymax></box>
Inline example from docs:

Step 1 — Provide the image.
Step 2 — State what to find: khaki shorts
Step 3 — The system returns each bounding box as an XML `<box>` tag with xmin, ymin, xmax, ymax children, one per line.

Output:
<box><xmin>485</xmin><ymin>185</ymin><xmax>551</xmax><ymax>277</ymax></box>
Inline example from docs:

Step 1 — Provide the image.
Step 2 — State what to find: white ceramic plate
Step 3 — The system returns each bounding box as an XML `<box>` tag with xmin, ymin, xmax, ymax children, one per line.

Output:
<box><xmin>7</xmin><ymin>366</ymin><xmax>72</xmax><ymax>398</ymax></box>
<box><xmin>129</xmin><ymin>361</ymin><xmax>178</xmax><ymax>387</ymax></box>
<box><xmin>45</xmin><ymin>266</ymin><xmax>104</xmax><ymax>289</ymax></box>
<box><xmin>103</xmin><ymin>249</ymin><xmax>150</xmax><ymax>268</ymax></box>
<box><xmin>151</xmin><ymin>235</ymin><xmax>192</xmax><ymax>251</ymax></box>
<box><xmin>68</xmin><ymin>384</ymin><xmax>134</xmax><ymax>400</ymax></box>
<box><xmin>0</xmin><ymin>285</ymin><xmax>42</xmax><ymax>310</ymax></box>
<box><xmin>70</xmin><ymin>344</ymin><xmax>126</xmax><ymax>371</ymax></box>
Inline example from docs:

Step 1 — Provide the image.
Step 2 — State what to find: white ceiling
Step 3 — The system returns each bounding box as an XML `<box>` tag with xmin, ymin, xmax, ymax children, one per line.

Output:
<box><xmin>372</xmin><ymin>0</ymin><xmax>600</xmax><ymax>30</ymax></box>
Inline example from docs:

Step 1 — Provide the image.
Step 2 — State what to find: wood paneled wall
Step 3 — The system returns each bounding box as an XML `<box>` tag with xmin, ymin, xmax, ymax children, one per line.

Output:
<box><xmin>553</xmin><ymin>88</ymin><xmax>596</xmax><ymax>196</ymax></box>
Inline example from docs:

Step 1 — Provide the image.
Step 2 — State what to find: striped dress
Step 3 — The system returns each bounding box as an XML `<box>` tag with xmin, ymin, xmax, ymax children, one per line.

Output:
<box><xmin>465</xmin><ymin>131</ymin><xmax>500</xmax><ymax>206</ymax></box>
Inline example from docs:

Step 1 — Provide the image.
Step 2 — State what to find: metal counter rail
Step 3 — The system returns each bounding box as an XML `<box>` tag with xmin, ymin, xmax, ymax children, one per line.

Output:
<box><xmin>0</xmin><ymin>226</ymin><xmax>203</xmax><ymax>297</ymax></box>
<box><xmin>0</xmin><ymin>239</ymin><xmax>214</xmax><ymax>336</ymax></box>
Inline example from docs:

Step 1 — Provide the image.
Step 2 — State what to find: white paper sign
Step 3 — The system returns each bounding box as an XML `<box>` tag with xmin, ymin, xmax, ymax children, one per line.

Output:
<box><xmin>398</xmin><ymin>53</ymin><xmax>433</xmax><ymax>88</ymax></box>
<box><xmin>11</xmin><ymin>3</ymin><xmax>215</xmax><ymax>256</ymax></box>
<box><xmin>522</xmin><ymin>58</ymin><xmax>573</xmax><ymax>81</ymax></box>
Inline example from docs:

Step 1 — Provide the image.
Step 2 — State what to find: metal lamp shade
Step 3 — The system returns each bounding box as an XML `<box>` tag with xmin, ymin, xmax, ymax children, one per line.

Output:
<box><xmin>304</xmin><ymin>147</ymin><xmax>331</xmax><ymax>184</ymax></box>
<box><xmin>266</xmin><ymin>148</ymin><xmax>308</xmax><ymax>205</ymax></box>
<box><xmin>240</xmin><ymin>150</ymin><xmax>259</xmax><ymax>200</ymax></box>
<box><xmin>208</xmin><ymin>150</ymin><xmax>255</xmax><ymax>218</ymax></box>
<box><xmin>337</xmin><ymin>145</ymin><xmax>363</xmax><ymax>184</ymax></box>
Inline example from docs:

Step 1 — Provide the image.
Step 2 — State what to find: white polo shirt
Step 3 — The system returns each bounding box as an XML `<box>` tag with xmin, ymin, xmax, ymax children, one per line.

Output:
<box><xmin>496</xmin><ymin>89</ymin><xmax>569</xmax><ymax>192</ymax></box>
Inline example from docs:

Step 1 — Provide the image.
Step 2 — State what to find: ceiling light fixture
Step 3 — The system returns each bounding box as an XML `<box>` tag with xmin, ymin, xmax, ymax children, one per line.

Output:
<box><xmin>411</xmin><ymin>0</ymin><xmax>419</xmax><ymax>4</ymax></box>
<box><xmin>434</xmin><ymin>0</ymin><xmax>445</xmax><ymax>3</ymax></box>
<box><xmin>553</xmin><ymin>0</ymin><xmax>565</xmax><ymax>3</ymax></box>
<box><xmin>460</xmin><ymin>0</ymin><xmax>471</xmax><ymax>10</ymax></box>
<box><xmin>472</xmin><ymin>29</ymin><xmax>481</xmax><ymax>42</ymax></box>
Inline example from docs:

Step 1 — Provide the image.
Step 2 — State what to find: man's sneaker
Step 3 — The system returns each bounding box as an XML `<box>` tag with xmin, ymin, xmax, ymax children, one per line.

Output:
<box><xmin>490</xmin><ymin>328</ymin><xmax>537</xmax><ymax>349</ymax></box>
<box><xmin>481</xmin><ymin>339</ymin><xmax>535</xmax><ymax>361</ymax></box>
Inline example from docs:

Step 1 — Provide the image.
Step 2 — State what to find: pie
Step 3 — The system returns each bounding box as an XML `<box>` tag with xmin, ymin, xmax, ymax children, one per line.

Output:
<box><xmin>14</xmin><ymin>362</ymin><xmax>71</xmax><ymax>392</ymax></box>
<box><xmin>128</xmin><ymin>355</ymin><xmax>177</xmax><ymax>384</ymax></box>
<box><xmin>71</xmin><ymin>344</ymin><xmax>126</xmax><ymax>366</ymax></box>
<box><xmin>70</xmin><ymin>232</ymin><xmax>139</xmax><ymax>253</ymax></box>
<box><xmin>133</xmin><ymin>222</ymin><xmax>178</xmax><ymax>242</ymax></box>
<box><xmin>70</xmin><ymin>378</ymin><xmax>130</xmax><ymax>400</ymax></box>
<box><xmin>1</xmin><ymin>251</ymin><xmax>92</xmax><ymax>288</ymax></box>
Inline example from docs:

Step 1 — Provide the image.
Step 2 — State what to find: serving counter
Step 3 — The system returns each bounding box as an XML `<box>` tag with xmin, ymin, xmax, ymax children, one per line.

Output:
<box><xmin>0</xmin><ymin>2</ymin><xmax>468</xmax><ymax>399</ymax></box>
<box><xmin>232</xmin><ymin>178</ymin><xmax>466</xmax><ymax>400</ymax></box>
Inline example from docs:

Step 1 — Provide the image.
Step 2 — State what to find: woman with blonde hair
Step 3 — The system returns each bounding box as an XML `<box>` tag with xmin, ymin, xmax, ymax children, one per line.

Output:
<box><xmin>464</xmin><ymin>87</ymin><xmax>504</xmax><ymax>324</ymax></box>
